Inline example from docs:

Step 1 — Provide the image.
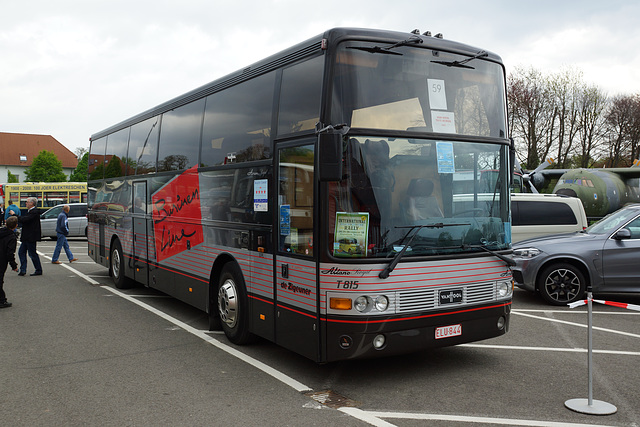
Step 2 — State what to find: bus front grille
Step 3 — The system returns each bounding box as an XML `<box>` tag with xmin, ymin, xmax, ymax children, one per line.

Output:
<box><xmin>397</xmin><ymin>282</ymin><xmax>496</xmax><ymax>313</ymax></box>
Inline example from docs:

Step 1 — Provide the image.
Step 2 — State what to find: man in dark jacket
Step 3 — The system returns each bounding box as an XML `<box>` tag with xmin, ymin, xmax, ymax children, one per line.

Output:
<box><xmin>51</xmin><ymin>205</ymin><xmax>77</xmax><ymax>264</ymax></box>
<box><xmin>0</xmin><ymin>216</ymin><xmax>19</xmax><ymax>308</ymax></box>
<box><xmin>13</xmin><ymin>197</ymin><xmax>43</xmax><ymax>276</ymax></box>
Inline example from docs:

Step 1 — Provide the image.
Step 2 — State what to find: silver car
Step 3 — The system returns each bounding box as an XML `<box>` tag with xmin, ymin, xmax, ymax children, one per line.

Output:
<box><xmin>40</xmin><ymin>203</ymin><xmax>88</xmax><ymax>239</ymax></box>
<box><xmin>511</xmin><ymin>204</ymin><xmax>640</xmax><ymax>305</ymax></box>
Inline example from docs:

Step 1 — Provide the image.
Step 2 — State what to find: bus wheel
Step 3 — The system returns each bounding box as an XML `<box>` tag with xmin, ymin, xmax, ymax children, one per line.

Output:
<box><xmin>538</xmin><ymin>263</ymin><xmax>585</xmax><ymax>305</ymax></box>
<box><xmin>217</xmin><ymin>263</ymin><xmax>253</xmax><ymax>344</ymax></box>
<box><xmin>111</xmin><ymin>240</ymin><xmax>133</xmax><ymax>289</ymax></box>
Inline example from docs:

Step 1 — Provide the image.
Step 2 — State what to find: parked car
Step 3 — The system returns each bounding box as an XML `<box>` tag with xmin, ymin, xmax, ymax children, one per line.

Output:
<box><xmin>40</xmin><ymin>203</ymin><xmax>88</xmax><ymax>239</ymax></box>
<box><xmin>511</xmin><ymin>193</ymin><xmax>587</xmax><ymax>243</ymax></box>
<box><xmin>511</xmin><ymin>204</ymin><xmax>640</xmax><ymax>305</ymax></box>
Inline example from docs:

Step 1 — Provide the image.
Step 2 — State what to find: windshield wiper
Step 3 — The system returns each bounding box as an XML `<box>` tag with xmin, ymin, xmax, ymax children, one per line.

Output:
<box><xmin>462</xmin><ymin>243</ymin><xmax>516</xmax><ymax>267</ymax></box>
<box><xmin>379</xmin><ymin>222</ymin><xmax>469</xmax><ymax>279</ymax></box>
<box><xmin>431</xmin><ymin>50</ymin><xmax>488</xmax><ymax>69</ymax></box>
<box><xmin>347</xmin><ymin>36</ymin><xmax>423</xmax><ymax>56</ymax></box>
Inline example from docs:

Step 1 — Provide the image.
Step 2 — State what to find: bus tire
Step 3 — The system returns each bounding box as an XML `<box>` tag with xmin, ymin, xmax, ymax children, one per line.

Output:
<box><xmin>110</xmin><ymin>239</ymin><xmax>134</xmax><ymax>289</ymax></box>
<box><xmin>217</xmin><ymin>262</ymin><xmax>254</xmax><ymax>344</ymax></box>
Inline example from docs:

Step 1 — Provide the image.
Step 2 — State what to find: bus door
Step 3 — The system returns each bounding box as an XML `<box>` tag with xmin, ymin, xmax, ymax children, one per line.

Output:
<box><xmin>132</xmin><ymin>181</ymin><xmax>149</xmax><ymax>286</ymax></box>
<box><xmin>275</xmin><ymin>143</ymin><xmax>319</xmax><ymax>360</ymax></box>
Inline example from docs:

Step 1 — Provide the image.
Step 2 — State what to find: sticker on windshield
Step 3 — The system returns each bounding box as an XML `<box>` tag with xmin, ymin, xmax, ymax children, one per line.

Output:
<box><xmin>428</xmin><ymin>79</ymin><xmax>447</xmax><ymax>110</ymax></box>
<box><xmin>432</xmin><ymin>111</ymin><xmax>456</xmax><ymax>134</ymax></box>
<box><xmin>436</xmin><ymin>141</ymin><xmax>455</xmax><ymax>174</ymax></box>
<box><xmin>334</xmin><ymin>212</ymin><xmax>369</xmax><ymax>257</ymax></box>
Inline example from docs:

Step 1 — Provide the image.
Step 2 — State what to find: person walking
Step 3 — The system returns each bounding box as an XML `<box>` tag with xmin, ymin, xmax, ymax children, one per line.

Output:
<box><xmin>51</xmin><ymin>205</ymin><xmax>77</xmax><ymax>264</ymax></box>
<box><xmin>13</xmin><ymin>197</ymin><xmax>42</xmax><ymax>276</ymax></box>
<box><xmin>0</xmin><ymin>216</ymin><xmax>19</xmax><ymax>308</ymax></box>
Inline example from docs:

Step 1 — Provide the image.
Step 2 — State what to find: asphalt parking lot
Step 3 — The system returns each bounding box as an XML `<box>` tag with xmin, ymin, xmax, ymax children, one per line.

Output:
<box><xmin>2</xmin><ymin>238</ymin><xmax>639</xmax><ymax>426</ymax></box>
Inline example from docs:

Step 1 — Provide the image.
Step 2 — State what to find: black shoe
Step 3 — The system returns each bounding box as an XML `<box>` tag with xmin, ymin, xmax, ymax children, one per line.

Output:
<box><xmin>0</xmin><ymin>301</ymin><xmax>12</xmax><ymax>308</ymax></box>
<box><xmin>18</xmin><ymin>272</ymin><xmax>26</xmax><ymax>276</ymax></box>
<box><xmin>30</xmin><ymin>272</ymin><xmax>42</xmax><ymax>276</ymax></box>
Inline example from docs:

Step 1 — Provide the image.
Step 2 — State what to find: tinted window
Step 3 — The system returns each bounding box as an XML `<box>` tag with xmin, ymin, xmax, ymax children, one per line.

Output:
<box><xmin>199</xmin><ymin>167</ymin><xmax>270</xmax><ymax>225</ymax></box>
<box><xmin>622</xmin><ymin>216</ymin><xmax>640</xmax><ymax>239</ymax></box>
<box><xmin>157</xmin><ymin>98</ymin><xmax>205</xmax><ymax>172</ymax></box>
<box><xmin>128</xmin><ymin>116</ymin><xmax>160</xmax><ymax>175</ymax></box>
<box><xmin>42</xmin><ymin>206</ymin><xmax>61</xmax><ymax>219</ymax></box>
<box><xmin>88</xmin><ymin>137</ymin><xmax>106</xmax><ymax>180</ymax></box>
<box><xmin>514</xmin><ymin>201</ymin><xmax>577</xmax><ymax>226</ymax></box>
<box><xmin>278</xmin><ymin>56</ymin><xmax>323</xmax><ymax>135</ymax></box>
<box><xmin>104</xmin><ymin>127</ymin><xmax>130</xmax><ymax>178</ymax></box>
<box><xmin>200</xmin><ymin>71</ymin><xmax>275</xmax><ymax>167</ymax></box>
<box><xmin>69</xmin><ymin>205</ymin><xmax>87</xmax><ymax>217</ymax></box>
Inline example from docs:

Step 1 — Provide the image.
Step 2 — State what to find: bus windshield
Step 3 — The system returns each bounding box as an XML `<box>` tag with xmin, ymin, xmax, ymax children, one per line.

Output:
<box><xmin>329</xmin><ymin>137</ymin><xmax>510</xmax><ymax>258</ymax></box>
<box><xmin>331</xmin><ymin>41</ymin><xmax>507</xmax><ymax>138</ymax></box>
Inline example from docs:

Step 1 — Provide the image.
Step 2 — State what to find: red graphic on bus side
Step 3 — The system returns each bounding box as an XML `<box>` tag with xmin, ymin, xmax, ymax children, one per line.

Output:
<box><xmin>152</xmin><ymin>165</ymin><xmax>203</xmax><ymax>262</ymax></box>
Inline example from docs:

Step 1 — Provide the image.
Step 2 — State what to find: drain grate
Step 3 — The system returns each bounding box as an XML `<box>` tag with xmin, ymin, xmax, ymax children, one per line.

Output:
<box><xmin>304</xmin><ymin>390</ymin><xmax>359</xmax><ymax>409</ymax></box>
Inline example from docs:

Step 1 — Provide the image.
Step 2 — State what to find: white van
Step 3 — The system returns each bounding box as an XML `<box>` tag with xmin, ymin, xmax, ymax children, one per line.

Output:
<box><xmin>511</xmin><ymin>193</ymin><xmax>588</xmax><ymax>243</ymax></box>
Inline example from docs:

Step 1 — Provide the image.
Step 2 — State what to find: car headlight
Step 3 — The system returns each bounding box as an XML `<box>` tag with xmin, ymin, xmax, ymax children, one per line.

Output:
<box><xmin>513</xmin><ymin>247</ymin><xmax>541</xmax><ymax>258</ymax></box>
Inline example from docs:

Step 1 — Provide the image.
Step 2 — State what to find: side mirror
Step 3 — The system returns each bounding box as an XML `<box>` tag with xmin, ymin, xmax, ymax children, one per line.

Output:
<box><xmin>318</xmin><ymin>133</ymin><xmax>343</xmax><ymax>181</ymax></box>
<box><xmin>613</xmin><ymin>228</ymin><xmax>631</xmax><ymax>240</ymax></box>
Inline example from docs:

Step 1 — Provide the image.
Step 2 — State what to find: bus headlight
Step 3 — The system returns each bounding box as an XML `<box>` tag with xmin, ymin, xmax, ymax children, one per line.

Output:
<box><xmin>374</xmin><ymin>295</ymin><xmax>389</xmax><ymax>311</ymax></box>
<box><xmin>354</xmin><ymin>296</ymin><xmax>369</xmax><ymax>312</ymax></box>
<box><xmin>497</xmin><ymin>281</ymin><xmax>512</xmax><ymax>298</ymax></box>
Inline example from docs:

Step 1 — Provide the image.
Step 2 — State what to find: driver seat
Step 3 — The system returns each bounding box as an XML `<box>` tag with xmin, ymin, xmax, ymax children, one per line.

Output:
<box><xmin>403</xmin><ymin>178</ymin><xmax>443</xmax><ymax>221</ymax></box>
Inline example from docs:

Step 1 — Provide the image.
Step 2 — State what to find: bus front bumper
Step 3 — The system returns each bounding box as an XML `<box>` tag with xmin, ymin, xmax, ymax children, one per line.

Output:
<box><xmin>322</xmin><ymin>301</ymin><xmax>510</xmax><ymax>362</ymax></box>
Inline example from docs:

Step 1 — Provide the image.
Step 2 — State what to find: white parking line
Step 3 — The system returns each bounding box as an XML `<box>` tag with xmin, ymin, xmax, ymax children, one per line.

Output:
<box><xmin>512</xmin><ymin>310</ymin><xmax>640</xmax><ymax>339</ymax></box>
<box><xmin>360</xmin><ymin>409</ymin><xmax>616</xmax><ymax>427</ymax></box>
<box><xmin>515</xmin><ymin>308</ymin><xmax>640</xmax><ymax>316</ymax></box>
<box><xmin>56</xmin><ymin>258</ymin><xmax>628</xmax><ymax>427</ymax></box>
<box><xmin>460</xmin><ymin>343</ymin><xmax>640</xmax><ymax>356</ymax></box>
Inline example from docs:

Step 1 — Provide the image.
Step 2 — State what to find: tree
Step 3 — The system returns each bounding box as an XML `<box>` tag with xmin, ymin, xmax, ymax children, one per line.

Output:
<box><xmin>576</xmin><ymin>85</ymin><xmax>608</xmax><ymax>168</ymax></box>
<box><xmin>508</xmin><ymin>67</ymin><xmax>555</xmax><ymax>169</ymax></box>
<box><xmin>548</xmin><ymin>68</ymin><xmax>582</xmax><ymax>167</ymax></box>
<box><xmin>7</xmin><ymin>170</ymin><xmax>19</xmax><ymax>183</ymax></box>
<box><xmin>24</xmin><ymin>150</ymin><xmax>67</xmax><ymax>182</ymax></box>
<box><xmin>69</xmin><ymin>152</ymin><xmax>89</xmax><ymax>182</ymax></box>
<box><xmin>74</xmin><ymin>146</ymin><xmax>88</xmax><ymax>160</ymax></box>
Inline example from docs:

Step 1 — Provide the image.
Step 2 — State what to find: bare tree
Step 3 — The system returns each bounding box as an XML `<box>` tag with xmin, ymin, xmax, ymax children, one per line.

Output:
<box><xmin>508</xmin><ymin>67</ymin><xmax>555</xmax><ymax>169</ymax></box>
<box><xmin>548</xmin><ymin>68</ymin><xmax>582</xmax><ymax>167</ymax></box>
<box><xmin>576</xmin><ymin>85</ymin><xmax>608</xmax><ymax>168</ymax></box>
<box><xmin>74</xmin><ymin>146</ymin><xmax>88</xmax><ymax>161</ymax></box>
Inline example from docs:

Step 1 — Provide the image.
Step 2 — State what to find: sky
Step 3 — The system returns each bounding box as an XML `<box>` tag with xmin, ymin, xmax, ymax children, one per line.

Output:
<box><xmin>2</xmin><ymin>0</ymin><xmax>640</xmax><ymax>156</ymax></box>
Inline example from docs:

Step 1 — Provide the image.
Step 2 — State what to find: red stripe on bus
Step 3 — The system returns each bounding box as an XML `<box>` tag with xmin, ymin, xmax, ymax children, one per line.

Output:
<box><xmin>275</xmin><ymin>303</ymin><xmax>317</xmax><ymax>319</ymax></box>
<box><xmin>248</xmin><ymin>294</ymin><xmax>274</xmax><ymax>306</ymax></box>
<box><xmin>322</xmin><ymin>302</ymin><xmax>511</xmax><ymax>324</ymax></box>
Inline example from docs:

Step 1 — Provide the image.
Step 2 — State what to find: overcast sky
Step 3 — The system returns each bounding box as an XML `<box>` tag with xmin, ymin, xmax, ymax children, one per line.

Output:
<box><xmin>2</xmin><ymin>0</ymin><xmax>639</xmax><ymax>155</ymax></box>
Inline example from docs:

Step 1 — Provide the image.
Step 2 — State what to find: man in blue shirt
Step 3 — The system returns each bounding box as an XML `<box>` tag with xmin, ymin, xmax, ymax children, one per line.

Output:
<box><xmin>5</xmin><ymin>200</ymin><xmax>21</xmax><ymax>220</ymax></box>
<box><xmin>51</xmin><ymin>205</ymin><xmax>78</xmax><ymax>264</ymax></box>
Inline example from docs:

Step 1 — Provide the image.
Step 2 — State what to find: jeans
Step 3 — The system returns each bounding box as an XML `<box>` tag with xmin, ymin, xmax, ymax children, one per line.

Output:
<box><xmin>18</xmin><ymin>241</ymin><xmax>42</xmax><ymax>274</ymax></box>
<box><xmin>52</xmin><ymin>233</ymin><xmax>74</xmax><ymax>262</ymax></box>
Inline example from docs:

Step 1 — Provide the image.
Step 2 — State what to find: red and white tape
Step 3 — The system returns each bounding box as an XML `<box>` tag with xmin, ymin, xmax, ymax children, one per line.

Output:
<box><xmin>568</xmin><ymin>298</ymin><xmax>640</xmax><ymax>311</ymax></box>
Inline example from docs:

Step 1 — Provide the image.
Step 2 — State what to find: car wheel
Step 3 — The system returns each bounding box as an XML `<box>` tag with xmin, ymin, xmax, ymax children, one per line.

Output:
<box><xmin>217</xmin><ymin>262</ymin><xmax>254</xmax><ymax>344</ymax></box>
<box><xmin>538</xmin><ymin>263</ymin><xmax>586</xmax><ymax>305</ymax></box>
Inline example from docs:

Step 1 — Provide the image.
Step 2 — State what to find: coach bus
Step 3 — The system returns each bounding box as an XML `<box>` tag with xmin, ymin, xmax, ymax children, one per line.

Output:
<box><xmin>4</xmin><ymin>182</ymin><xmax>87</xmax><ymax>214</ymax></box>
<box><xmin>87</xmin><ymin>28</ymin><xmax>514</xmax><ymax>362</ymax></box>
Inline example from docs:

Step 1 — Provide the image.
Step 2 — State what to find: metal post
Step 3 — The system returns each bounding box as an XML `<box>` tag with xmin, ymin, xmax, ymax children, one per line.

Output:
<box><xmin>565</xmin><ymin>288</ymin><xmax>617</xmax><ymax>415</ymax></box>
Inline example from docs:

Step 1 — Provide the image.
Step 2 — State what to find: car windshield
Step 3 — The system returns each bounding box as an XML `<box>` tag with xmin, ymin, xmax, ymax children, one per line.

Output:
<box><xmin>587</xmin><ymin>208</ymin><xmax>639</xmax><ymax>235</ymax></box>
<box><xmin>327</xmin><ymin>137</ymin><xmax>510</xmax><ymax>258</ymax></box>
